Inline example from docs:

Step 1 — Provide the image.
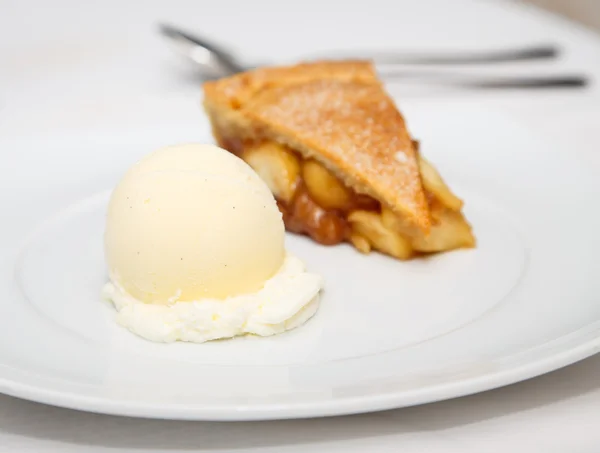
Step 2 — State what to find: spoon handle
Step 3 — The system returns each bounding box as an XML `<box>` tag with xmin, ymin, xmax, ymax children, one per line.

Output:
<box><xmin>381</xmin><ymin>72</ymin><xmax>588</xmax><ymax>89</ymax></box>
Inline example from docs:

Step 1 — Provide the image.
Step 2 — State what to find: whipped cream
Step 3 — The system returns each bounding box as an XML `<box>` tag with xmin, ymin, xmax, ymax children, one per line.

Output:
<box><xmin>103</xmin><ymin>255</ymin><xmax>322</xmax><ymax>343</ymax></box>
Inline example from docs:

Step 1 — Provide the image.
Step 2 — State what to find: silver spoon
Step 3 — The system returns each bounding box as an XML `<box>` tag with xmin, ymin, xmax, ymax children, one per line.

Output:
<box><xmin>159</xmin><ymin>23</ymin><xmax>588</xmax><ymax>89</ymax></box>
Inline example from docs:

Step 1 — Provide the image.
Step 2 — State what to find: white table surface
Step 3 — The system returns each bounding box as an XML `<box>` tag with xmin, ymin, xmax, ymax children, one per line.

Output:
<box><xmin>2</xmin><ymin>0</ymin><xmax>600</xmax><ymax>451</ymax></box>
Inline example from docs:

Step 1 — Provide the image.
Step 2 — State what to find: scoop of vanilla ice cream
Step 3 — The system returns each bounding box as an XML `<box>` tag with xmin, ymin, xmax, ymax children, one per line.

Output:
<box><xmin>104</xmin><ymin>143</ymin><xmax>285</xmax><ymax>303</ymax></box>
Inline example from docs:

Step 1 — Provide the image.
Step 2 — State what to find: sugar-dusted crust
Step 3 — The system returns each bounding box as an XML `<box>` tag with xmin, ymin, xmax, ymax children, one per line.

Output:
<box><xmin>203</xmin><ymin>60</ymin><xmax>380</xmax><ymax>109</ymax></box>
<box><xmin>203</xmin><ymin>60</ymin><xmax>431</xmax><ymax>231</ymax></box>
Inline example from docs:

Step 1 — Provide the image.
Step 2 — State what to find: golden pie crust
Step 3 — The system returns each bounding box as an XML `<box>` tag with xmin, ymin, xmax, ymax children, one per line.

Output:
<box><xmin>203</xmin><ymin>60</ymin><xmax>475</xmax><ymax>259</ymax></box>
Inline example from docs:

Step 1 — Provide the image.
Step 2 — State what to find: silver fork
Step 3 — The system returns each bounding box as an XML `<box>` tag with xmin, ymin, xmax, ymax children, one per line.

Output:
<box><xmin>159</xmin><ymin>23</ymin><xmax>588</xmax><ymax>89</ymax></box>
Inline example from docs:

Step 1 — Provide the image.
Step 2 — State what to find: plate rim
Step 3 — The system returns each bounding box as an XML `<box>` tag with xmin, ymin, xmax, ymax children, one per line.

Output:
<box><xmin>1</xmin><ymin>320</ymin><xmax>599</xmax><ymax>420</ymax></box>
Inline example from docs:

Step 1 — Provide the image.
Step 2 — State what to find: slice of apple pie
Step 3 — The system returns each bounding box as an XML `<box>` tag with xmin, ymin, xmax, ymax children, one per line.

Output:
<box><xmin>203</xmin><ymin>60</ymin><xmax>475</xmax><ymax>259</ymax></box>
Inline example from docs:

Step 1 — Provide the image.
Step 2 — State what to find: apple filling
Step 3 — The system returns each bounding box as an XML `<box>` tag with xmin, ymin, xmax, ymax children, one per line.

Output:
<box><xmin>216</xmin><ymin>135</ymin><xmax>474</xmax><ymax>259</ymax></box>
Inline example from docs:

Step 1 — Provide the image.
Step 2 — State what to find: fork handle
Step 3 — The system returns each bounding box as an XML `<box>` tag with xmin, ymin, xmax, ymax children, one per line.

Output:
<box><xmin>368</xmin><ymin>45</ymin><xmax>558</xmax><ymax>65</ymax></box>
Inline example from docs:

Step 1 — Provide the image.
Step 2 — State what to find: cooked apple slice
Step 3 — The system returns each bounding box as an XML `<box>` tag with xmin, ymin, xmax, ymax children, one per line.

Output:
<box><xmin>302</xmin><ymin>159</ymin><xmax>353</xmax><ymax>211</ymax></box>
<box><xmin>418</xmin><ymin>155</ymin><xmax>463</xmax><ymax>212</ymax></box>
<box><xmin>244</xmin><ymin>142</ymin><xmax>300</xmax><ymax>203</ymax></box>
<box><xmin>348</xmin><ymin>210</ymin><xmax>413</xmax><ymax>259</ymax></box>
<box><xmin>382</xmin><ymin>206</ymin><xmax>474</xmax><ymax>253</ymax></box>
<box><xmin>349</xmin><ymin>232</ymin><xmax>371</xmax><ymax>254</ymax></box>
<box><xmin>413</xmin><ymin>204</ymin><xmax>475</xmax><ymax>252</ymax></box>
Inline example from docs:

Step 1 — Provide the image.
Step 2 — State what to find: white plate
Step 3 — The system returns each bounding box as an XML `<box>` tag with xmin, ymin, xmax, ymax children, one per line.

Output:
<box><xmin>1</xmin><ymin>102</ymin><xmax>600</xmax><ymax>421</ymax></box>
